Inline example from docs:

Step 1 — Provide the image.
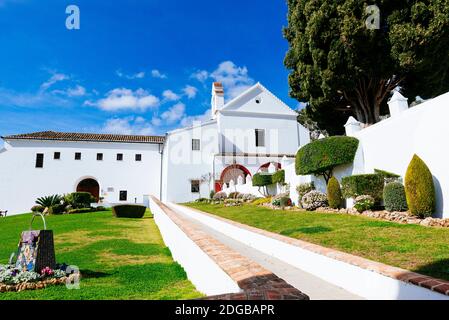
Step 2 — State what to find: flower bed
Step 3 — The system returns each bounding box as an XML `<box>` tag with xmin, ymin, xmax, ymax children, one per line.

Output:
<box><xmin>0</xmin><ymin>264</ymin><xmax>79</xmax><ymax>293</ymax></box>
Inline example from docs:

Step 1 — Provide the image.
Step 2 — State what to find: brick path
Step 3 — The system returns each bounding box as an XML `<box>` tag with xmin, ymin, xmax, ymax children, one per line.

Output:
<box><xmin>152</xmin><ymin>197</ymin><xmax>309</xmax><ymax>300</ymax></box>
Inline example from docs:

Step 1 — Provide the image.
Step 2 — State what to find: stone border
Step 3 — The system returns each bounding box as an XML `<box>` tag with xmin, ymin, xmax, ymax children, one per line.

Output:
<box><xmin>0</xmin><ymin>275</ymin><xmax>77</xmax><ymax>293</ymax></box>
<box><xmin>178</xmin><ymin>204</ymin><xmax>449</xmax><ymax>300</ymax></box>
<box><xmin>151</xmin><ymin>197</ymin><xmax>308</xmax><ymax>300</ymax></box>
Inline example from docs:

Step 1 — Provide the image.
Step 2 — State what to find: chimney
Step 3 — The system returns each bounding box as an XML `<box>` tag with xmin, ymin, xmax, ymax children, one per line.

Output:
<box><xmin>388</xmin><ymin>91</ymin><xmax>409</xmax><ymax>117</ymax></box>
<box><xmin>211</xmin><ymin>82</ymin><xmax>224</xmax><ymax>119</ymax></box>
<box><xmin>344</xmin><ymin>116</ymin><xmax>362</xmax><ymax>136</ymax></box>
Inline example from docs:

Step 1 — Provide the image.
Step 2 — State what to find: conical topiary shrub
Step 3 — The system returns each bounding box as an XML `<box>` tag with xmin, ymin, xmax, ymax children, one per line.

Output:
<box><xmin>404</xmin><ymin>155</ymin><xmax>435</xmax><ymax>218</ymax></box>
<box><xmin>327</xmin><ymin>176</ymin><xmax>343</xmax><ymax>209</ymax></box>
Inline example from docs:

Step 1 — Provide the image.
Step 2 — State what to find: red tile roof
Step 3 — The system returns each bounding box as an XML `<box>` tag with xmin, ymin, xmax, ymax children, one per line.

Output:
<box><xmin>1</xmin><ymin>131</ymin><xmax>165</xmax><ymax>144</ymax></box>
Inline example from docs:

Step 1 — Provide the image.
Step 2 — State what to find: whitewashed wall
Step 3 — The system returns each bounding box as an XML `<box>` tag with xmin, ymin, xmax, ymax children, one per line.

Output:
<box><xmin>0</xmin><ymin>140</ymin><xmax>162</xmax><ymax>215</ymax></box>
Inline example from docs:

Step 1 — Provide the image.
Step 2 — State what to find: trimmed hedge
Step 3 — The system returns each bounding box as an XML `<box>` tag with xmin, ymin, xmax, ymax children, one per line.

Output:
<box><xmin>405</xmin><ymin>155</ymin><xmax>435</xmax><ymax>218</ymax></box>
<box><xmin>252</xmin><ymin>173</ymin><xmax>273</xmax><ymax>187</ymax></box>
<box><xmin>341</xmin><ymin>174</ymin><xmax>384</xmax><ymax>201</ymax></box>
<box><xmin>65</xmin><ymin>192</ymin><xmax>96</xmax><ymax>208</ymax></box>
<box><xmin>296</xmin><ymin>136</ymin><xmax>359</xmax><ymax>176</ymax></box>
<box><xmin>272</xmin><ymin>170</ymin><xmax>285</xmax><ymax>185</ymax></box>
<box><xmin>327</xmin><ymin>176</ymin><xmax>343</xmax><ymax>209</ymax></box>
<box><xmin>112</xmin><ymin>205</ymin><xmax>146</xmax><ymax>218</ymax></box>
<box><xmin>383</xmin><ymin>182</ymin><xmax>408</xmax><ymax>212</ymax></box>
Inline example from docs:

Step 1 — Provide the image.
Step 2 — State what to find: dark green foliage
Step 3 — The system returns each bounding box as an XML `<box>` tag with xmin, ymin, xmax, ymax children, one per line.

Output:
<box><xmin>272</xmin><ymin>170</ymin><xmax>285</xmax><ymax>185</ymax></box>
<box><xmin>341</xmin><ymin>174</ymin><xmax>384</xmax><ymax>201</ymax></box>
<box><xmin>296</xmin><ymin>136</ymin><xmax>359</xmax><ymax>182</ymax></box>
<box><xmin>285</xmin><ymin>0</ymin><xmax>449</xmax><ymax>133</ymax></box>
<box><xmin>112</xmin><ymin>205</ymin><xmax>147</xmax><ymax>219</ymax></box>
<box><xmin>384</xmin><ymin>182</ymin><xmax>408</xmax><ymax>212</ymax></box>
<box><xmin>35</xmin><ymin>195</ymin><xmax>62</xmax><ymax>208</ymax></box>
<box><xmin>68</xmin><ymin>208</ymin><xmax>96</xmax><ymax>214</ymax></box>
<box><xmin>327</xmin><ymin>177</ymin><xmax>342</xmax><ymax>209</ymax></box>
<box><xmin>30</xmin><ymin>205</ymin><xmax>44</xmax><ymax>213</ymax></box>
<box><xmin>64</xmin><ymin>192</ymin><xmax>96</xmax><ymax>209</ymax></box>
<box><xmin>209</xmin><ymin>190</ymin><xmax>216</xmax><ymax>199</ymax></box>
<box><xmin>354</xmin><ymin>196</ymin><xmax>375</xmax><ymax>213</ymax></box>
<box><xmin>375</xmin><ymin>169</ymin><xmax>401</xmax><ymax>184</ymax></box>
<box><xmin>228</xmin><ymin>192</ymin><xmax>240</xmax><ymax>199</ymax></box>
<box><xmin>252</xmin><ymin>173</ymin><xmax>273</xmax><ymax>187</ymax></box>
<box><xmin>405</xmin><ymin>155</ymin><xmax>436</xmax><ymax>218</ymax></box>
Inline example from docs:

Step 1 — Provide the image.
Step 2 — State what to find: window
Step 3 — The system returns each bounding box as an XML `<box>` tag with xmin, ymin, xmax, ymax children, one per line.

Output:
<box><xmin>255</xmin><ymin>129</ymin><xmax>265</xmax><ymax>147</ymax></box>
<box><xmin>135</xmin><ymin>154</ymin><xmax>142</xmax><ymax>162</ymax></box>
<box><xmin>117</xmin><ymin>153</ymin><xmax>123</xmax><ymax>161</ymax></box>
<box><xmin>35</xmin><ymin>153</ymin><xmax>44</xmax><ymax>168</ymax></box>
<box><xmin>119</xmin><ymin>191</ymin><xmax>127</xmax><ymax>201</ymax></box>
<box><xmin>191</xmin><ymin>180</ymin><xmax>200</xmax><ymax>193</ymax></box>
<box><xmin>97</xmin><ymin>153</ymin><xmax>103</xmax><ymax>161</ymax></box>
<box><xmin>54</xmin><ymin>152</ymin><xmax>61</xmax><ymax>160</ymax></box>
<box><xmin>192</xmin><ymin>139</ymin><xmax>201</xmax><ymax>151</ymax></box>
<box><xmin>75</xmin><ymin>152</ymin><xmax>82</xmax><ymax>160</ymax></box>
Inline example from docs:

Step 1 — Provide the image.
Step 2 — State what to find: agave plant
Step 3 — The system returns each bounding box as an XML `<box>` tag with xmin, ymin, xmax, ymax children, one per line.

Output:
<box><xmin>35</xmin><ymin>194</ymin><xmax>63</xmax><ymax>208</ymax></box>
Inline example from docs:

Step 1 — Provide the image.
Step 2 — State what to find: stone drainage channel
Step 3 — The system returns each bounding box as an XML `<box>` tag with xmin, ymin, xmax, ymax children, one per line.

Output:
<box><xmin>165</xmin><ymin>203</ymin><xmax>360</xmax><ymax>300</ymax></box>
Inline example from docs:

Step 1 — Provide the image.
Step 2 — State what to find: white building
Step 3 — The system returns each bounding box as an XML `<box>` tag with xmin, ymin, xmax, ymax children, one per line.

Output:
<box><xmin>0</xmin><ymin>82</ymin><xmax>310</xmax><ymax>215</ymax></box>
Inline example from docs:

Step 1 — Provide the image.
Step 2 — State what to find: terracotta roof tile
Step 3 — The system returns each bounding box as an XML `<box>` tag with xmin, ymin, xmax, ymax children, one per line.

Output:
<box><xmin>1</xmin><ymin>131</ymin><xmax>165</xmax><ymax>144</ymax></box>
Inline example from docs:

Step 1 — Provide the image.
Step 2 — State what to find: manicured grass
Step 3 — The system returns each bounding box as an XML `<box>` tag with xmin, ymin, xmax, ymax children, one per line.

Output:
<box><xmin>0</xmin><ymin>211</ymin><xmax>202</xmax><ymax>300</ymax></box>
<box><xmin>186</xmin><ymin>203</ymin><xmax>449</xmax><ymax>281</ymax></box>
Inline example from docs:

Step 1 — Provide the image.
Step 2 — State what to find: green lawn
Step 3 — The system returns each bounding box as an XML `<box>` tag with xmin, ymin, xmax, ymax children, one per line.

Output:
<box><xmin>0</xmin><ymin>211</ymin><xmax>202</xmax><ymax>300</ymax></box>
<box><xmin>186</xmin><ymin>203</ymin><xmax>449</xmax><ymax>281</ymax></box>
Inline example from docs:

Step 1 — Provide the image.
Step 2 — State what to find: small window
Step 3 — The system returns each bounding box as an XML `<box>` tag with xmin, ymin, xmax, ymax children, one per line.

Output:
<box><xmin>54</xmin><ymin>152</ymin><xmax>61</xmax><ymax>160</ymax></box>
<box><xmin>35</xmin><ymin>153</ymin><xmax>44</xmax><ymax>168</ymax></box>
<box><xmin>135</xmin><ymin>154</ymin><xmax>142</xmax><ymax>162</ymax></box>
<box><xmin>191</xmin><ymin>180</ymin><xmax>200</xmax><ymax>193</ymax></box>
<box><xmin>255</xmin><ymin>129</ymin><xmax>265</xmax><ymax>147</ymax></box>
<box><xmin>75</xmin><ymin>152</ymin><xmax>82</xmax><ymax>160</ymax></box>
<box><xmin>255</xmin><ymin>97</ymin><xmax>262</xmax><ymax>104</ymax></box>
<box><xmin>107</xmin><ymin>187</ymin><xmax>114</xmax><ymax>192</ymax></box>
<box><xmin>97</xmin><ymin>153</ymin><xmax>103</xmax><ymax>161</ymax></box>
<box><xmin>117</xmin><ymin>153</ymin><xmax>123</xmax><ymax>161</ymax></box>
<box><xmin>119</xmin><ymin>190</ymin><xmax>127</xmax><ymax>201</ymax></box>
<box><xmin>192</xmin><ymin>139</ymin><xmax>200</xmax><ymax>151</ymax></box>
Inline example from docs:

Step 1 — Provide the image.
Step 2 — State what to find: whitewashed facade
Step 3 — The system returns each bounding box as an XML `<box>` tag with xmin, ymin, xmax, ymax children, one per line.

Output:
<box><xmin>0</xmin><ymin>82</ymin><xmax>310</xmax><ymax>215</ymax></box>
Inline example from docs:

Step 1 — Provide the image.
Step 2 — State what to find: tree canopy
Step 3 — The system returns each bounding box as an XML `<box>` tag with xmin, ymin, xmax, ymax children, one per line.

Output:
<box><xmin>285</xmin><ymin>0</ymin><xmax>449</xmax><ymax>134</ymax></box>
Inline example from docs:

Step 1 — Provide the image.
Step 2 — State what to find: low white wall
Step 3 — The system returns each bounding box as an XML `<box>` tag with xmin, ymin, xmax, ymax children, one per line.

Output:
<box><xmin>173</xmin><ymin>203</ymin><xmax>449</xmax><ymax>300</ymax></box>
<box><xmin>149</xmin><ymin>197</ymin><xmax>241</xmax><ymax>296</ymax></box>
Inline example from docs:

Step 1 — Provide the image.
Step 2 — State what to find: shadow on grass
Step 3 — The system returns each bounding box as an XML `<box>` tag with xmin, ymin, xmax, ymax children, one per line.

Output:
<box><xmin>80</xmin><ymin>270</ymin><xmax>112</xmax><ymax>279</ymax></box>
<box><xmin>280</xmin><ymin>226</ymin><xmax>332</xmax><ymax>236</ymax></box>
<box><xmin>412</xmin><ymin>258</ymin><xmax>449</xmax><ymax>281</ymax></box>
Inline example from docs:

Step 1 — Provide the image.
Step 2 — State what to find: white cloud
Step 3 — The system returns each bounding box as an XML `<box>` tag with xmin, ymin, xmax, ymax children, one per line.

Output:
<box><xmin>183</xmin><ymin>85</ymin><xmax>198</xmax><ymax>99</ymax></box>
<box><xmin>101</xmin><ymin>116</ymin><xmax>155</xmax><ymax>135</ymax></box>
<box><xmin>116</xmin><ymin>70</ymin><xmax>145</xmax><ymax>80</ymax></box>
<box><xmin>0</xmin><ymin>87</ymin><xmax>70</xmax><ymax>108</ymax></box>
<box><xmin>162</xmin><ymin>89</ymin><xmax>181</xmax><ymax>101</ymax></box>
<box><xmin>180</xmin><ymin>109</ymin><xmax>212</xmax><ymax>127</ymax></box>
<box><xmin>53</xmin><ymin>85</ymin><xmax>87</xmax><ymax>97</ymax></box>
<box><xmin>152</xmin><ymin>103</ymin><xmax>186</xmax><ymax>126</ymax></box>
<box><xmin>151</xmin><ymin>69</ymin><xmax>167</xmax><ymax>79</ymax></box>
<box><xmin>190</xmin><ymin>70</ymin><xmax>209</xmax><ymax>82</ymax></box>
<box><xmin>190</xmin><ymin>61</ymin><xmax>254</xmax><ymax>99</ymax></box>
<box><xmin>87</xmin><ymin>88</ymin><xmax>160</xmax><ymax>112</ymax></box>
<box><xmin>40</xmin><ymin>73</ymin><xmax>70</xmax><ymax>91</ymax></box>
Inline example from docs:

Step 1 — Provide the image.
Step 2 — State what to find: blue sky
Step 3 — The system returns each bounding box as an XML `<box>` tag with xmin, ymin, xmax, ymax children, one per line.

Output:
<box><xmin>0</xmin><ymin>0</ymin><xmax>299</xmax><ymax>142</ymax></box>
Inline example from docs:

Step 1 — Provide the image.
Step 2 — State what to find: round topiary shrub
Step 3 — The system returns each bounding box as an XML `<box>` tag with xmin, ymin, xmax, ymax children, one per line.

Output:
<box><xmin>301</xmin><ymin>190</ymin><xmax>328</xmax><ymax>211</ymax></box>
<box><xmin>383</xmin><ymin>182</ymin><xmax>408</xmax><ymax>212</ymax></box>
<box><xmin>112</xmin><ymin>205</ymin><xmax>146</xmax><ymax>218</ymax></box>
<box><xmin>327</xmin><ymin>177</ymin><xmax>342</xmax><ymax>209</ymax></box>
<box><xmin>405</xmin><ymin>155</ymin><xmax>436</xmax><ymax>218</ymax></box>
<box><xmin>213</xmin><ymin>191</ymin><xmax>227</xmax><ymax>201</ymax></box>
<box><xmin>354</xmin><ymin>195</ymin><xmax>375</xmax><ymax>213</ymax></box>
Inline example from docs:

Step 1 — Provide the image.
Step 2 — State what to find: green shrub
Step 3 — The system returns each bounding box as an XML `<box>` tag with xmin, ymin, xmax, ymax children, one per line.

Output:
<box><xmin>272</xmin><ymin>193</ymin><xmax>289</xmax><ymax>207</ymax></box>
<box><xmin>405</xmin><ymin>155</ymin><xmax>436</xmax><ymax>218</ymax></box>
<box><xmin>327</xmin><ymin>177</ymin><xmax>342</xmax><ymax>209</ymax></box>
<box><xmin>280</xmin><ymin>197</ymin><xmax>292</xmax><ymax>208</ymax></box>
<box><xmin>64</xmin><ymin>192</ymin><xmax>95</xmax><ymax>209</ymax></box>
<box><xmin>252</xmin><ymin>173</ymin><xmax>273</xmax><ymax>186</ymax></box>
<box><xmin>272</xmin><ymin>170</ymin><xmax>285</xmax><ymax>185</ymax></box>
<box><xmin>195</xmin><ymin>198</ymin><xmax>210</xmax><ymax>203</ymax></box>
<box><xmin>383</xmin><ymin>182</ymin><xmax>408</xmax><ymax>212</ymax></box>
<box><xmin>341</xmin><ymin>174</ymin><xmax>384</xmax><ymax>201</ymax></box>
<box><xmin>296</xmin><ymin>136</ymin><xmax>359</xmax><ymax>181</ymax></box>
<box><xmin>375</xmin><ymin>169</ymin><xmax>401</xmax><ymax>184</ymax></box>
<box><xmin>301</xmin><ymin>191</ymin><xmax>328</xmax><ymax>211</ymax></box>
<box><xmin>112</xmin><ymin>205</ymin><xmax>147</xmax><ymax>218</ymax></box>
<box><xmin>68</xmin><ymin>208</ymin><xmax>96</xmax><ymax>214</ymax></box>
<box><xmin>35</xmin><ymin>194</ymin><xmax>62</xmax><ymax>208</ymax></box>
<box><xmin>95</xmin><ymin>206</ymin><xmax>107</xmax><ymax>211</ymax></box>
<box><xmin>354</xmin><ymin>195</ymin><xmax>375</xmax><ymax>213</ymax></box>
<box><xmin>30</xmin><ymin>205</ymin><xmax>44</xmax><ymax>213</ymax></box>
<box><xmin>209</xmin><ymin>190</ymin><xmax>216</xmax><ymax>199</ymax></box>
<box><xmin>213</xmin><ymin>192</ymin><xmax>227</xmax><ymax>201</ymax></box>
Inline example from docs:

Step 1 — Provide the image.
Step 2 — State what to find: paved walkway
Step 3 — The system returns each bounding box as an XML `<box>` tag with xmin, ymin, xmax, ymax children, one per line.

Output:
<box><xmin>166</xmin><ymin>203</ymin><xmax>361</xmax><ymax>300</ymax></box>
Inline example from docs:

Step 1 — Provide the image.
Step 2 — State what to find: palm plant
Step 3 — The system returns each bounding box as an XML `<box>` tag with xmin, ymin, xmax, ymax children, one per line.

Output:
<box><xmin>35</xmin><ymin>195</ymin><xmax>62</xmax><ymax>208</ymax></box>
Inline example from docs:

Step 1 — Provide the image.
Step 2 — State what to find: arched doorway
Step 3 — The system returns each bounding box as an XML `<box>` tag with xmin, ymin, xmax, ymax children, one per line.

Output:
<box><xmin>216</xmin><ymin>164</ymin><xmax>251</xmax><ymax>192</ymax></box>
<box><xmin>76</xmin><ymin>178</ymin><xmax>100</xmax><ymax>201</ymax></box>
<box><xmin>257</xmin><ymin>162</ymin><xmax>281</xmax><ymax>173</ymax></box>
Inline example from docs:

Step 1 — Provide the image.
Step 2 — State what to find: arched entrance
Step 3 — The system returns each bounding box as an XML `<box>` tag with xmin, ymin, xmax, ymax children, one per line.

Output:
<box><xmin>216</xmin><ymin>164</ymin><xmax>251</xmax><ymax>192</ymax></box>
<box><xmin>76</xmin><ymin>178</ymin><xmax>100</xmax><ymax>201</ymax></box>
<box><xmin>257</xmin><ymin>162</ymin><xmax>281</xmax><ymax>173</ymax></box>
